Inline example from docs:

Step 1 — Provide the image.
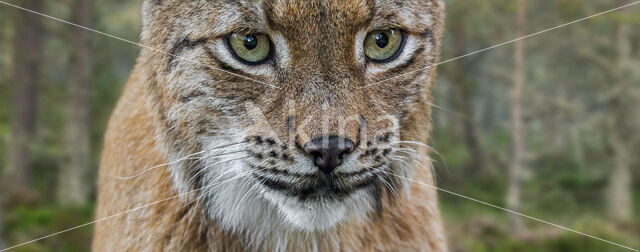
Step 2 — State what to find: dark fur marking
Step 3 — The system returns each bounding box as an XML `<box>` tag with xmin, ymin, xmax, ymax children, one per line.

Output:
<box><xmin>294</xmin><ymin>136</ymin><xmax>305</xmax><ymax>154</ymax></box>
<box><xmin>247</xmin><ymin>150</ymin><xmax>264</xmax><ymax>160</ymax></box>
<box><xmin>355</xmin><ymin>115</ymin><xmax>366</xmax><ymax>148</ymax></box>
<box><xmin>382</xmin><ymin>12</ymin><xmax>396</xmax><ymax>22</ymax></box>
<box><xmin>265</xmin><ymin>138</ymin><xmax>276</xmax><ymax>145</ymax></box>
<box><xmin>383</xmin><ymin>46</ymin><xmax>425</xmax><ymax>77</ymax></box>
<box><xmin>251</xmin><ymin>165</ymin><xmax>316</xmax><ymax>179</ymax></box>
<box><xmin>179</xmin><ymin>90</ymin><xmax>206</xmax><ymax>103</ymax></box>
<box><xmin>383</xmin><ymin>132</ymin><xmax>392</xmax><ymax>142</ymax></box>
<box><xmin>287</xmin><ymin>115</ymin><xmax>296</xmax><ymax>135</ymax></box>
<box><xmin>253</xmin><ymin>173</ymin><xmax>377</xmax><ymax>201</ymax></box>
<box><xmin>167</xmin><ymin>37</ymin><xmax>208</xmax><ymax>71</ymax></box>
<box><xmin>371</xmin><ymin>179</ymin><xmax>383</xmax><ymax>217</ymax></box>
<box><xmin>253</xmin><ymin>174</ymin><xmax>293</xmax><ymax>191</ymax></box>
<box><xmin>184</xmin><ymin>158</ymin><xmax>205</xmax><ymax>191</ymax></box>
<box><xmin>379</xmin><ymin>171</ymin><xmax>399</xmax><ymax>205</ymax></box>
<box><xmin>419</xmin><ymin>29</ymin><xmax>432</xmax><ymax>39</ymax></box>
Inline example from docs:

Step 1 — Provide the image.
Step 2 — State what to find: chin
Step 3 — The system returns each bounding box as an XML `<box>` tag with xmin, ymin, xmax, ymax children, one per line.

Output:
<box><xmin>262</xmin><ymin>185</ymin><xmax>379</xmax><ymax>232</ymax></box>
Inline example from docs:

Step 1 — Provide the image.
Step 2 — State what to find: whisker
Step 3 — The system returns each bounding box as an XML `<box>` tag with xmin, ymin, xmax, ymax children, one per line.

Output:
<box><xmin>390</xmin><ymin>154</ymin><xmax>437</xmax><ymax>184</ymax></box>
<box><xmin>193</xmin><ymin>164</ymin><xmax>272</xmax><ymax>211</ymax></box>
<box><xmin>110</xmin><ymin>150</ymin><xmax>207</xmax><ymax>180</ymax></box>
<box><xmin>389</xmin><ymin>156</ymin><xmax>411</xmax><ymax>167</ymax></box>
<box><xmin>192</xmin><ymin>162</ymin><xmax>265</xmax><ymax>212</ymax></box>
<box><xmin>232</xmin><ymin>179</ymin><xmax>264</xmax><ymax>214</ymax></box>
<box><xmin>180</xmin><ymin>198</ymin><xmax>200</xmax><ymax>241</ymax></box>
<box><xmin>423</xmin><ymin>101</ymin><xmax>469</xmax><ymax>119</ymax></box>
<box><xmin>111</xmin><ymin>141</ymin><xmax>247</xmax><ymax>180</ymax></box>
<box><xmin>395</xmin><ymin>140</ymin><xmax>448</xmax><ymax>172</ymax></box>
<box><xmin>186</xmin><ymin>155</ymin><xmax>250</xmax><ymax>187</ymax></box>
<box><xmin>375</xmin><ymin>172</ymin><xmax>399</xmax><ymax>199</ymax></box>
<box><xmin>394</xmin><ymin>147</ymin><xmax>417</xmax><ymax>153</ymax></box>
<box><xmin>206</xmin><ymin>141</ymin><xmax>248</xmax><ymax>151</ymax></box>
<box><xmin>395</xmin><ymin>140</ymin><xmax>436</xmax><ymax>152</ymax></box>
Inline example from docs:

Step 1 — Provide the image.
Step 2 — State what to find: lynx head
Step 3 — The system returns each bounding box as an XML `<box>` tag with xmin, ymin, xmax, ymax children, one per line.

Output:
<box><xmin>137</xmin><ymin>0</ymin><xmax>444</xmax><ymax>233</ymax></box>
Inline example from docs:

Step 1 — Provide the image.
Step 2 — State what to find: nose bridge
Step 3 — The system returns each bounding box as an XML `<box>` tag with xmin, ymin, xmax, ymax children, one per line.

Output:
<box><xmin>283</xmin><ymin>17</ymin><xmax>361</xmax><ymax>145</ymax></box>
<box><xmin>294</xmin><ymin>101</ymin><xmax>362</xmax><ymax>146</ymax></box>
<box><xmin>288</xmin><ymin>66</ymin><xmax>362</xmax><ymax>145</ymax></box>
<box><xmin>284</xmin><ymin>11</ymin><xmax>352</xmax><ymax>82</ymax></box>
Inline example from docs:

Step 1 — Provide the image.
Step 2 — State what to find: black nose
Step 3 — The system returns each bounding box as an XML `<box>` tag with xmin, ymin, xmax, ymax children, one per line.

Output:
<box><xmin>303</xmin><ymin>136</ymin><xmax>355</xmax><ymax>174</ymax></box>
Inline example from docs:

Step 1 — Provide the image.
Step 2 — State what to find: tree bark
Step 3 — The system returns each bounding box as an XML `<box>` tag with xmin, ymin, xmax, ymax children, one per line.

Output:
<box><xmin>449</xmin><ymin>11</ymin><xmax>486</xmax><ymax>174</ymax></box>
<box><xmin>6</xmin><ymin>0</ymin><xmax>43</xmax><ymax>193</ymax></box>
<box><xmin>0</xmin><ymin>191</ymin><xmax>4</xmax><ymax>250</ymax></box>
<box><xmin>57</xmin><ymin>0</ymin><xmax>92</xmax><ymax>205</ymax></box>
<box><xmin>507</xmin><ymin>0</ymin><xmax>526</xmax><ymax>234</ymax></box>
<box><xmin>606</xmin><ymin>0</ymin><xmax>633</xmax><ymax>223</ymax></box>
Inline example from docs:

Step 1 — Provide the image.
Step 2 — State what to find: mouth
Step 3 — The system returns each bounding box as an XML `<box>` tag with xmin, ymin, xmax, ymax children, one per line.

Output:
<box><xmin>250</xmin><ymin>164</ymin><xmax>384</xmax><ymax>202</ymax></box>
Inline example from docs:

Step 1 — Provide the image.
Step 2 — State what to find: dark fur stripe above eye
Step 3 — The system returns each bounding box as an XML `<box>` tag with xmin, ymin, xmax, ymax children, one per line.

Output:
<box><xmin>167</xmin><ymin>37</ymin><xmax>208</xmax><ymax>71</ymax></box>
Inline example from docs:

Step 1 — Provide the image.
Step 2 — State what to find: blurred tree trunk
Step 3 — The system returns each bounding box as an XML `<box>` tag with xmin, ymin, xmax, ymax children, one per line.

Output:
<box><xmin>507</xmin><ymin>0</ymin><xmax>526</xmax><ymax>234</ymax></box>
<box><xmin>0</xmin><ymin>191</ymin><xmax>4</xmax><ymax>250</ymax></box>
<box><xmin>57</xmin><ymin>0</ymin><xmax>92</xmax><ymax>205</ymax></box>
<box><xmin>606</xmin><ymin>0</ymin><xmax>633</xmax><ymax>222</ymax></box>
<box><xmin>449</xmin><ymin>9</ymin><xmax>486</xmax><ymax>174</ymax></box>
<box><xmin>6</xmin><ymin>0</ymin><xmax>43</xmax><ymax>193</ymax></box>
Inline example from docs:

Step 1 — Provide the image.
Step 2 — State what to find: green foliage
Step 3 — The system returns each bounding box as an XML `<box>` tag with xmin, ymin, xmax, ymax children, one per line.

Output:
<box><xmin>4</xmin><ymin>204</ymin><xmax>94</xmax><ymax>251</ymax></box>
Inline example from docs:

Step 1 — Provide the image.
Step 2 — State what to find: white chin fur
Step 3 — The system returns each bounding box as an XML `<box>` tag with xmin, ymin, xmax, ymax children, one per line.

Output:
<box><xmin>265</xmin><ymin>187</ymin><xmax>377</xmax><ymax>232</ymax></box>
<box><xmin>263</xmin><ymin>192</ymin><xmax>348</xmax><ymax>231</ymax></box>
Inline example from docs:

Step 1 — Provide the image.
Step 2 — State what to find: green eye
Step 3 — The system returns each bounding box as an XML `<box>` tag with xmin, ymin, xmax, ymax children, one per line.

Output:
<box><xmin>228</xmin><ymin>33</ymin><xmax>271</xmax><ymax>63</ymax></box>
<box><xmin>364</xmin><ymin>29</ymin><xmax>403</xmax><ymax>62</ymax></box>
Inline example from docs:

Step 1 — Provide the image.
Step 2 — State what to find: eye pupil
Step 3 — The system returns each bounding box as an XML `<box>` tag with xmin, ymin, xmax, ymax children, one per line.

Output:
<box><xmin>364</xmin><ymin>29</ymin><xmax>403</xmax><ymax>62</ymax></box>
<box><xmin>243</xmin><ymin>35</ymin><xmax>258</xmax><ymax>50</ymax></box>
<box><xmin>374</xmin><ymin>32</ymin><xmax>389</xmax><ymax>48</ymax></box>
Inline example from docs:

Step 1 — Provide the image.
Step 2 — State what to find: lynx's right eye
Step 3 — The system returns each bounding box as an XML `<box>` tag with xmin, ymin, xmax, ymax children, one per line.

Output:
<box><xmin>364</xmin><ymin>29</ymin><xmax>404</xmax><ymax>63</ymax></box>
<box><xmin>228</xmin><ymin>33</ymin><xmax>271</xmax><ymax>64</ymax></box>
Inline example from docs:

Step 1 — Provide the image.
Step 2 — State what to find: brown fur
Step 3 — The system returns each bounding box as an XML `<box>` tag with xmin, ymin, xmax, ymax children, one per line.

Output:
<box><xmin>94</xmin><ymin>0</ymin><xmax>447</xmax><ymax>250</ymax></box>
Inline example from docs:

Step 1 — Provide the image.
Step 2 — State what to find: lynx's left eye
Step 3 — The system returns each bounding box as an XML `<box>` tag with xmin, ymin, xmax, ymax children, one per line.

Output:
<box><xmin>364</xmin><ymin>29</ymin><xmax>404</xmax><ymax>62</ymax></box>
<box><xmin>228</xmin><ymin>33</ymin><xmax>271</xmax><ymax>64</ymax></box>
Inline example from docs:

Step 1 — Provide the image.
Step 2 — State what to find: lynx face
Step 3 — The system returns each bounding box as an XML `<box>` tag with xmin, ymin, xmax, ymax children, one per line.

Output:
<box><xmin>140</xmin><ymin>0</ymin><xmax>443</xmax><ymax>232</ymax></box>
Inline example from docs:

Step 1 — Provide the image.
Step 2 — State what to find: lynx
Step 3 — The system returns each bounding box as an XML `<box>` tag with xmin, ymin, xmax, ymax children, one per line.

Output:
<box><xmin>93</xmin><ymin>0</ymin><xmax>447</xmax><ymax>250</ymax></box>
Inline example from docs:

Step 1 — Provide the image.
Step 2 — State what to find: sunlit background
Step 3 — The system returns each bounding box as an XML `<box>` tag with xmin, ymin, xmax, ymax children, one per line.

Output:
<box><xmin>0</xmin><ymin>0</ymin><xmax>638</xmax><ymax>251</ymax></box>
